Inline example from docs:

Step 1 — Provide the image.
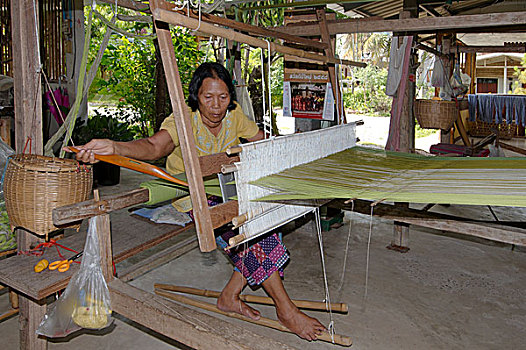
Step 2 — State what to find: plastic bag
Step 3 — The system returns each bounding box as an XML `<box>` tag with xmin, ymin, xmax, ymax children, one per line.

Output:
<box><xmin>37</xmin><ymin>216</ymin><xmax>112</xmax><ymax>337</ymax></box>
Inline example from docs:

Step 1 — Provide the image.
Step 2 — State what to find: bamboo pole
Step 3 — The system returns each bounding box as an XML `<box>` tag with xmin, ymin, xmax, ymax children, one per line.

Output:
<box><xmin>154</xmin><ymin>284</ymin><xmax>348</xmax><ymax>313</ymax></box>
<box><xmin>154</xmin><ymin>289</ymin><xmax>352</xmax><ymax>346</ymax></box>
<box><xmin>152</xmin><ymin>8</ymin><xmax>366</xmax><ymax>68</ymax></box>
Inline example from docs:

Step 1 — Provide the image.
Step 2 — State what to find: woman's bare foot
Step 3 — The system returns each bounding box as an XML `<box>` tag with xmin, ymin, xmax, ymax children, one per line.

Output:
<box><xmin>217</xmin><ymin>290</ymin><xmax>261</xmax><ymax>320</ymax></box>
<box><xmin>276</xmin><ymin>304</ymin><xmax>326</xmax><ymax>341</ymax></box>
<box><xmin>217</xmin><ymin>271</ymin><xmax>261</xmax><ymax>320</ymax></box>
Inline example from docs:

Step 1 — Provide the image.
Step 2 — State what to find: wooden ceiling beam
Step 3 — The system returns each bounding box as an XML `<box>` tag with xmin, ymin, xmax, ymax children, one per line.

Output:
<box><xmin>451</xmin><ymin>45</ymin><xmax>526</xmax><ymax>53</ymax></box>
<box><xmin>272</xmin><ymin>11</ymin><xmax>526</xmax><ymax>35</ymax></box>
<box><xmin>152</xmin><ymin>7</ymin><xmax>366</xmax><ymax>67</ymax></box>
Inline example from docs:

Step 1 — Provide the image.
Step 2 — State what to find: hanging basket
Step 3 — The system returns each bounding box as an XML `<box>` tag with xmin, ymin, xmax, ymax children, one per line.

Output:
<box><xmin>414</xmin><ymin>99</ymin><xmax>458</xmax><ymax>131</ymax></box>
<box><xmin>3</xmin><ymin>154</ymin><xmax>92</xmax><ymax>236</ymax></box>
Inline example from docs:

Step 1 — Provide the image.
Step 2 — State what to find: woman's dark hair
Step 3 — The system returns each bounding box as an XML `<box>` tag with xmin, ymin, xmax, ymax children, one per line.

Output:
<box><xmin>187</xmin><ymin>62</ymin><xmax>237</xmax><ymax>112</ymax></box>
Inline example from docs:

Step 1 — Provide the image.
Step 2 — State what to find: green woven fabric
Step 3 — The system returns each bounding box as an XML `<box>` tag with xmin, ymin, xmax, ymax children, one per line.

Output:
<box><xmin>140</xmin><ymin>174</ymin><xmax>224</xmax><ymax>205</ymax></box>
<box><xmin>252</xmin><ymin>146</ymin><xmax>526</xmax><ymax>207</ymax></box>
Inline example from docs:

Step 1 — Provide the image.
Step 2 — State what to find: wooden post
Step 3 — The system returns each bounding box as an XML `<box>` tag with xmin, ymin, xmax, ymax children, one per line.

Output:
<box><xmin>11</xmin><ymin>0</ymin><xmax>46</xmax><ymax>348</ymax></box>
<box><xmin>398</xmin><ymin>2</ymin><xmax>417</xmax><ymax>152</ymax></box>
<box><xmin>316</xmin><ymin>8</ymin><xmax>345</xmax><ymax>124</ymax></box>
<box><xmin>150</xmin><ymin>0</ymin><xmax>216</xmax><ymax>252</ymax></box>
<box><xmin>93</xmin><ymin>190</ymin><xmax>114</xmax><ymax>282</ymax></box>
<box><xmin>11</xmin><ymin>0</ymin><xmax>43</xmax><ymax>153</ymax></box>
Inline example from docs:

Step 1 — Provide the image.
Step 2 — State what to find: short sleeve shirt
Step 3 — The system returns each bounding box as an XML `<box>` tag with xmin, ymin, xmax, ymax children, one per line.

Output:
<box><xmin>160</xmin><ymin>103</ymin><xmax>259</xmax><ymax>175</ymax></box>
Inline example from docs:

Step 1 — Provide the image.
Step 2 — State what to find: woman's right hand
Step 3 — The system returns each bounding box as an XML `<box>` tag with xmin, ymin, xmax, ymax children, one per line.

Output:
<box><xmin>64</xmin><ymin>139</ymin><xmax>116</xmax><ymax>164</ymax></box>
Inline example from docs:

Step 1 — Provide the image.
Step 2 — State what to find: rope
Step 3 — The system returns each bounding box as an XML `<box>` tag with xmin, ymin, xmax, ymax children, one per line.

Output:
<box><xmin>363</xmin><ymin>204</ymin><xmax>374</xmax><ymax>306</ymax></box>
<box><xmin>337</xmin><ymin>200</ymin><xmax>353</xmax><ymax>292</ymax></box>
<box><xmin>314</xmin><ymin>208</ymin><xmax>335</xmax><ymax>343</ymax></box>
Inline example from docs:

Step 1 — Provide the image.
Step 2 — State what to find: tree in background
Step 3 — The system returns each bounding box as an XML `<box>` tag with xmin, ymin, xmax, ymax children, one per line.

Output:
<box><xmin>512</xmin><ymin>54</ymin><xmax>526</xmax><ymax>95</ymax></box>
<box><xmin>88</xmin><ymin>5</ymin><xmax>202</xmax><ymax>139</ymax></box>
<box><xmin>338</xmin><ymin>33</ymin><xmax>391</xmax><ymax>115</ymax></box>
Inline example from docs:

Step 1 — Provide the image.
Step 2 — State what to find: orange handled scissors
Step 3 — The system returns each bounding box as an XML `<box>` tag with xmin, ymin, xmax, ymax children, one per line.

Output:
<box><xmin>49</xmin><ymin>251</ymin><xmax>83</xmax><ymax>272</ymax></box>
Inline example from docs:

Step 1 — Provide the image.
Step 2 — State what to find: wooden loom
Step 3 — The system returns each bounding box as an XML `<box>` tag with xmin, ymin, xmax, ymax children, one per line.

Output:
<box><xmin>148</xmin><ymin>0</ymin><xmax>364</xmax><ymax>253</ymax></box>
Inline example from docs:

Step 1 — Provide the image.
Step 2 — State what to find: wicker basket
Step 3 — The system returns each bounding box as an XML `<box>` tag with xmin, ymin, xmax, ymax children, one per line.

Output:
<box><xmin>3</xmin><ymin>154</ymin><xmax>92</xmax><ymax>235</ymax></box>
<box><xmin>467</xmin><ymin>120</ymin><xmax>517</xmax><ymax>140</ymax></box>
<box><xmin>414</xmin><ymin>99</ymin><xmax>458</xmax><ymax>131</ymax></box>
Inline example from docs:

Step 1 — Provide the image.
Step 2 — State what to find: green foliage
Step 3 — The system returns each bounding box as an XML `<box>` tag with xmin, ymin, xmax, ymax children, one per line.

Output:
<box><xmin>87</xmin><ymin>5</ymin><xmax>203</xmax><ymax>138</ymax></box>
<box><xmin>343</xmin><ymin>65</ymin><xmax>391</xmax><ymax>116</ymax></box>
<box><xmin>511</xmin><ymin>54</ymin><xmax>526</xmax><ymax>94</ymax></box>
<box><xmin>73</xmin><ymin>108</ymin><xmax>134</xmax><ymax>145</ymax></box>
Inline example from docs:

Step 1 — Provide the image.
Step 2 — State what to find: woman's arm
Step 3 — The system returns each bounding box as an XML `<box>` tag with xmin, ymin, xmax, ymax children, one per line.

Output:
<box><xmin>246</xmin><ymin>129</ymin><xmax>265</xmax><ymax>142</ymax></box>
<box><xmin>70</xmin><ymin>130</ymin><xmax>175</xmax><ymax>163</ymax></box>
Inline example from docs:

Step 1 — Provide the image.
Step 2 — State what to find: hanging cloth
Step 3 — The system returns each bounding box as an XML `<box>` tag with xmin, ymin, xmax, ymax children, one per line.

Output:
<box><xmin>385</xmin><ymin>36</ymin><xmax>409</xmax><ymax>97</ymax></box>
<box><xmin>385</xmin><ymin>36</ymin><xmax>413</xmax><ymax>151</ymax></box>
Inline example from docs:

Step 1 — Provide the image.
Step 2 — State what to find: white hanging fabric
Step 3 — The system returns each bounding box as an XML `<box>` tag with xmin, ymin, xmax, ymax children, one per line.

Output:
<box><xmin>385</xmin><ymin>36</ymin><xmax>409</xmax><ymax>97</ymax></box>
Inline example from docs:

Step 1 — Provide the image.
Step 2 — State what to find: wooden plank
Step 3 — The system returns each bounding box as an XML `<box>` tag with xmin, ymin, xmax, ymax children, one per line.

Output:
<box><xmin>119</xmin><ymin>236</ymin><xmax>198</xmax><ymax>282</ymax></box>
<box><xmin>381</xmin><ymin>216</ymin><xmax>526</xmax><ymax>246</ymax></box>
<box><xmin>210</xmin><ymin>200</ymin><xmax>239</xmax><ymax>229</ymax></box>
<box><xmin>53</xmin><ymin>188</ymin><xmax>150</xmax><ymax>226</ymax></box>
<box><xmin>199</xmin><ymin>153</ymin><xmax>240</xmax><ymax>177</ymax></box>
<box><xmin>332</xmin><ymin>199</ymin><xmax>526</xmax><ymax>246</ymax></box>
<box><xmin>316</xmin><ymin>9</ymin><xmax>344</xmax><ymax>123</ymax></box>
<box><xmin>152</xmin><ymin>0</ymin><xmax>216</xmax><ymax>252</ymax></box>
<box><xmin>0</xmin><ymin>219</ymin><xmax>194</xmax><ymax>300</ymax></box>
<box><xmin>108</xmin><ymin>278</ymin><xmax>297</xmax><ymax>350</ymax></box>
<box><xmin>272</xmin><ymin>11</ymin><xmax>526</xmax><ymax>35</ymax></box>
<box><xmin>498</xmin><ymin>142</ymin><xmax>526</xmax><ymax>156</ymax></box>
<box><xmin>152</xmin><ymin>5</ymin><xmax>366</xmax><ymax>68</ymax></box>
<box><xmin>451</xmin><ymin>45</ymin><xmax>526</xmax><ymax>54</ymax></box>
<box><xmin>172</xmin><ymin>6</ymin><xmax>330</xmax><ymax>51</ymax></box>
<box><xmin>95</xmin><ymin>214</ymin><xmax>114</xmax><ymax>282</ymax></box>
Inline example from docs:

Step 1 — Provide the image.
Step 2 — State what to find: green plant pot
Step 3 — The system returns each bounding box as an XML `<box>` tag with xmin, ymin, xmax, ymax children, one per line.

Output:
<box><xmin>94</xmin><ymin>162</ymin><xmax>120</xmax><ymax>186</ymax></box>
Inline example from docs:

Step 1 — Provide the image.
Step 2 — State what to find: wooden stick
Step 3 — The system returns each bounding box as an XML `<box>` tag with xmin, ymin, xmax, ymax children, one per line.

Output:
<box><xmin>154</xmin><ymin>289</ymin><xmax>352</xmax><ymax>346</ymax></box>
<box><xmin>498</xmin><ymin>141</ymin><xmax>526</xmax><ymax>156</ymax></box>
<box><xmin>227</xmin><ymin>232</ymin><xmax>247</xmax><ymax>247</ymax></box>
<box><xmin>0</xmin><ymin>308</ymin><xmax>19</xmax><ymax>322</ymax></box>
<box><xmin>154</xmin><ymin>284</ymin><xmax>348</xmax><ymax>313</ymax></box>
<box><xmin>221</xmin><ymin>163</ymin><xmax>238</xmax><ymax>174</ymax></box>
<box><xmin>152</xmin><ymin>8</ymin><xmax>366</xmax><ymax>68</ymax></box>
<box><xmin>226</xmin><ymin>146</ymin><xmax>242</xmax><ymax>155</ymax></box>
<box><xmin>232</xmin><ymin>212</ymin><xmax>249</xmax><ymax>228</ymax></box>
<box><xmin>67</xmin><ymin>146</ymin><xmax>189</xmax><ymax>187</ymax></box>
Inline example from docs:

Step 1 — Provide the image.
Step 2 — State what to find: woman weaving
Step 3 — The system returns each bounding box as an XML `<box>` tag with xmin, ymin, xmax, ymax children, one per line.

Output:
<box><xmin>71</xmin><ymin>62</ymin><xmax>326</xmax><ymax>341</ymax></box>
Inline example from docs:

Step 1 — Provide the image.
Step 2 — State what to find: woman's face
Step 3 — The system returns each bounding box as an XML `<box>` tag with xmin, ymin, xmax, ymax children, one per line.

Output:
<box><xmin>197</xmin><ymin>77</ymin><xmax>231</xmax><ymax>129</ymax></box>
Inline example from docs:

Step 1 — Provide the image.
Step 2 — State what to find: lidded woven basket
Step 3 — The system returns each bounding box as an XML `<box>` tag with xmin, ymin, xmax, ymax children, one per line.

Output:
<box><xmin>414</xmin><ymin>99</ymin><xmax>458</xmax><ymax>131</ymax></box>
<box><xmin>3</xmin><ymin>154</ymin><xmax>92</xmax><ymax>235</ymax></box>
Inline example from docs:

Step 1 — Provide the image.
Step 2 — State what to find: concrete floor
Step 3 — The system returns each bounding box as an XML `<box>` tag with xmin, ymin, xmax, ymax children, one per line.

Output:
<box><xmin>1</xmin><ymin>166</ymin><xmax>526</xmax><ymax>349</ymax></box>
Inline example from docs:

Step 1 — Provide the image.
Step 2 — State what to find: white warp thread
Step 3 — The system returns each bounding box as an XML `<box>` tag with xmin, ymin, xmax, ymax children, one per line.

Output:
<box><xmin>234</xmin><ymin>123</ymin><xmax>357</xmax><ymax>245</ymax></box>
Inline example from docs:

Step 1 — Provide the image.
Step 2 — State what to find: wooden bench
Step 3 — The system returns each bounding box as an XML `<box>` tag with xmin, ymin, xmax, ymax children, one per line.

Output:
<box><xmin>0</xmin><ymin>188</ymin><xmax>295</xmax><ymax>350</ymax></box>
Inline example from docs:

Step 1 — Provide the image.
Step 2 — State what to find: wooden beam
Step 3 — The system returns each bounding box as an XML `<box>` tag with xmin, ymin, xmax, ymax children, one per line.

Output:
<box><xmin>119</xmin><ymin>236</ymin><xmax>198</xmax><ymax>282</ymax></box>
<box><xmin>498</xmin><ymin>142</ymin><xmax>526</xmax><ymax>156</ymax></box>
<box><xmin>11</xmin><ymin>0</ymin><xmax>43</xmax><ymax>154</ymax></box>
<box><xmin>53</xmin><ymin>188</ymin><xmax>150</xmax><ymax>226</ymax></box>
<box><xmin>333</xmin><ymin>199</ymin><xmax>526</xmax><ymax>246</ymax></box>
<box><xmin>152</xmin><ymin>0</ymin><xmax>216</xmax><ymax>252</ymax></box>
<box><xmin>108</xmin><ymin>278</ymin><xmax>297</xmax><ymax>350</ymax></box>
<box><xmin>199</xmin><ymin>153</ymin><xmax>240</xmax><ymax>177</ymax></box>
<box><xmin>152</xmin><ymin>5</ymin><xmax>366</xmax><ymax>68</ymax></box>
<box><xmin>316</xmin><ymin>9</ymin><xmax>344</xmax><ymax>123</ymax></box>
<box><xmin>451</xmin><ymin>45</ymin><xmax>526</xmax><ymax>53</ymax></box>
<box><xmin>272</xmin><ymin>11</ymin><xmax>526</xmax><ymax>35</ymax></box>
<box><xmin>180</xmin><ymin>9</ymin><xmax>329</xmax><ymax>51</ymax></box>
<box><xmin>416</xmin><ymin>43</ymin><xmax>449</xmax><ymax>60</ymax></box>
<box><xmin>210</xmin><ymin>200</ymin><xmax>238</xmax><ymax>229</ymax></box>
<box><xmin>97</xmin><ymin>0</ymin><xmax>150</xmax><ymax>13</ymax></box>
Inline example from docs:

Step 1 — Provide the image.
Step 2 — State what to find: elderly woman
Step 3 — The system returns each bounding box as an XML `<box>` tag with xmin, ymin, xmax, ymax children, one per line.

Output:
<box><xmin>72</xmin><ymin>62</ymin><xmax>326</xmax><ymax>340</ymax></box>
